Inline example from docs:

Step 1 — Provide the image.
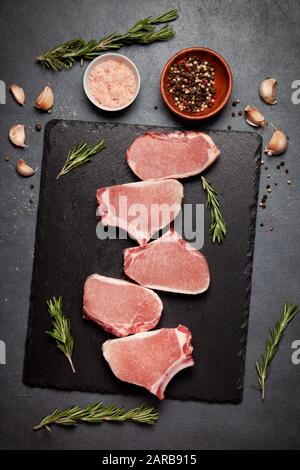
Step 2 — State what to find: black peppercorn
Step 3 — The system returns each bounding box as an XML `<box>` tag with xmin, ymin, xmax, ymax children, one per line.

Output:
<box><xmin>260</xmin><ymin>222</ymin><xmax>264</xmax><ymax>227</ymax></box>
<box><xmin>227</xmin><ymin>125</ymin><xmax>232</xmax><ymax>130</ymax></box>
<box><xmin>35</xmin><ymin>123</ymin><xmax>42</xmax><ymax>132</ymax></box>
<box><xmin>266</xmin><ymin>184</ymin><xmax>270</xmax><ymax>189</ymax></box>
<box><xmin>30</xmin><ymin>184</ymin><xmax>34</xmax><ymax>189</ymax></box>
<box><xmin>231</xmin><ymin>112</ymin><xmax>235</xmax><ymax>117</ymax></box>
<box><xmin>280</xmin><ymin>161</ymin><xmax>285</xmax><ymax>167</ymax></box>
<box><xmin>238</xmin><ymin>110</ymin><xmax>243</xmax><ymax>116</ymax></box>
<box><xmin>276</xmin><ymin>165</ymin><xmax>280</xmax><ymax>169</ymax></box>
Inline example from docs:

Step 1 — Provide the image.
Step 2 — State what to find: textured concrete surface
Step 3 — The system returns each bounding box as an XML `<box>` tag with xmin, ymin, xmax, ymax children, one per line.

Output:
<box><xmin>0</xmin><ymin>0</ymin><xmax>300</xmax><ymax>450</ymax></box>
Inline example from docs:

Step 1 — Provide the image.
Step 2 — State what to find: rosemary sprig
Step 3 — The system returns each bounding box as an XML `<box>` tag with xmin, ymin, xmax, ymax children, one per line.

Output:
<box><xmin>37</xmin><ymin>10</ymin><xmax>178</xmax><ymax>71</ymax></box>
<box><xmin>201</xmin><ymin>176</ymin><xmax>227</xmax><ymax>244</ymax></box>
<box><xmin>256</xmin><ymin>302</ymin><xmax>298</xmax><ymax>401</ymax></box>
<box><xmin>57</xmin><ymin>140</ymin><xmax>105</xmax><ymax>179</ymax></box>
<box><xmin>33</xmin><ymin>403</ymin><xmax>159</xmax><ymax>431</ymax></box>
<box><xmin>46</xmin><ymin>297</ymin><xmax>75</xmax><ymax>373</ymax></box>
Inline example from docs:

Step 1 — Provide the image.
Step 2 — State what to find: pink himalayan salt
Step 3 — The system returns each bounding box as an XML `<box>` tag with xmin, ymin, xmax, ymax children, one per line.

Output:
<box><xmin>88</xmin><ymin>59</ymin><xmax>137</xmax><ymax>109</ymax></box>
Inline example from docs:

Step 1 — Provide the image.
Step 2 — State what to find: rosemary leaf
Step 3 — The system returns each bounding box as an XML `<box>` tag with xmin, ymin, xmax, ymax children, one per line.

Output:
<box><xmin>57</xmin><ymin>139</ymin><xmax>105</xmax><ymax>179</ymax></box>
<box><xmin>37</xmin><ymin>10</ymin><xmax>178</xmax><ymax>71</ymax></box>
<box><xmin>46</xmin><ymin>297</ymin><xmax>75</xmax><ymax>373</ymax></box>
<box><xmin>256</xmin><ymin>302</ymin><xmax>298</xmax><ymax>401</ymax></box>
<box><xmin>201</xmin><ymin>176</ymin><xmax>227</xmax><ymax>244</ymax></box>
<box><xmin>33</xmin><ymin>404</ymin><xmax>159</xmax><ymax>431</ymax></box>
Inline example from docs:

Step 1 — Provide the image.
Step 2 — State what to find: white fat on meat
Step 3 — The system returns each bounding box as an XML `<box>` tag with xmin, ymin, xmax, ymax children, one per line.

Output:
<box><xmin>83</xmin><ymin>274</ymin><xmax>163</xmax><ymax>337</ymax></box>
<box><xmin>102</xmin><ymin>325</ymin><xmax>194</xmax><ymax>399</ymax></box>
<box><xmin>126</xmin><ymin>130</ymin><xmax>220</xmax><ymax>180</ymax></box>
<box><xmin>124</xmin><ymin>228</ymin><xmax>210</xmax><ymax>294</ymax></box>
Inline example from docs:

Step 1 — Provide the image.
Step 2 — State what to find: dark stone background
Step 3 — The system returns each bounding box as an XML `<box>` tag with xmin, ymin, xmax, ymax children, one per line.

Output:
<box><xmin>0</xmin><ymin>0</ymin><xmax>299</xmax><ymax>450</ymax></box>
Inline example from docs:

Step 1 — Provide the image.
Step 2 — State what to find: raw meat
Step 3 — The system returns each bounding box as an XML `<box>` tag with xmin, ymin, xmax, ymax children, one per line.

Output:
<box><xmin>102</xmin><ymin>325</ymin><xmax>194</xmax><ymax>399</ymax></box>
<box><xmin>83</xmin><ymin>274</ymin><xmax>163</xmax><ymax>337</ymax></box>
<box><xmin>124</xmin><ymin>228</ymin><xmax>210</xmax><ymax>294</ymax></box>
<box><xmin>126</xmin><ymin>130</ymin><xmax>220</xmax><ymax>180</ymax></box>
<box><xmin>97</xmin><ymin>179</ymin><xmax>183</xmax><ymax>246</ymax></box>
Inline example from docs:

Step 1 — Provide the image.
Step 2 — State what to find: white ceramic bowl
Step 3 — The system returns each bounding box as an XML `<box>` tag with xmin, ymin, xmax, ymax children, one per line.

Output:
<box><xmin>83</xmin><ymin>53</ymin><xmax>141</xmax><ymax>111</ymax></box>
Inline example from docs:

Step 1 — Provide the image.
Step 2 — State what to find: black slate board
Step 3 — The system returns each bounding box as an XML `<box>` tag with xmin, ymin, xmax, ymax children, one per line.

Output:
<box><xmin>23</xmin><ymin>120</ymin><xmax>261</xmax><ymax>403</ymax></box>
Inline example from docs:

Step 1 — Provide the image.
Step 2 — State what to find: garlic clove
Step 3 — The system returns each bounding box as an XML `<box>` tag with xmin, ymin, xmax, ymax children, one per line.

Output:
<box><xmin>264</xmin><ymin>127</ymin><xmax>288</xmax><ymax>155</ymax></box>
<box><xmin>259</xmin><ymin>78</ymin><xmax>277</xmax><ymax>105</ymax></box>
<box><xmin>9</xmin><ymin>124</ymin><xmax>28</xmax><ymax>147</ymax></box>
<box><xmin>10</xmin><ymin>84</ymin><xmax>25</xmax><ymax>105</ymax></box>
<box><xmin>16</xmin><ymin>159</ymin><xmax>36</xmax><ymax>177</ymax></box>
<box><xmin>35</xmin><ymin>85</ymin><xmax>54</xmax><ymax>112</ymax></box>
<box><xmin>244</xmin><ymin>105</ymin><xmax>266</xmax><ymax>127</ymax></box>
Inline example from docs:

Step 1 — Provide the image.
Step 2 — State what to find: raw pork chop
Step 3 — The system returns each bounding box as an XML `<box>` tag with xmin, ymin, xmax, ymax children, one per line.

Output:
<box><xmin>102</xmin><ymin>325</ymin><xmax>194</xmax><ymax>399</ymax></box>
<box><xmin>83</xmin><ymin>274</ymin><xmax>163</xmax><ymax>337</ymax></box>
<box><xmin>124</xmin><ymin>228</ymin><xmax>210</xmax><ymax>294</ymax></box>
<box><xmin>126</xmin><ymin>130</ymin><xmax>220</xmax><ymax>180</ymax></box>
<box><xmin>97</xmin><ymin>179</ymin><xmax>183</xmax><ymax>246</ymax></box>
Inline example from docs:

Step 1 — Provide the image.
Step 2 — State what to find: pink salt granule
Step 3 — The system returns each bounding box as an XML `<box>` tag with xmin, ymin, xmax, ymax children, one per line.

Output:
<box><xmin>88</xmin><ymin>59</ymin><xmax>137</xmax><ymax>109</ymax></box>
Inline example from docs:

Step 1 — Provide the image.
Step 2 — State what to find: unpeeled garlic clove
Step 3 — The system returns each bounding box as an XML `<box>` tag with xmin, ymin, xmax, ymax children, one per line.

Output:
<box><xmin>9</xmin><ymin>124</ymin><xmax>28</xmax><ymax>147</ymax></box>
<box><xmin>35</xmin><ymin>85</ymin><xmax>54</xmax><ymax>112</ymax></box>
<box><xmin>10</xmin><ymin>84</ymin><xmax>25</xmax><ymax>105</ymax></box>
<box><xmin>259</xmin><ymin>78</ymin><xmax>277</xmax><ymax>105</ymax></box>
<box><xmin>244</xmin><ymin>105</ymin><xmax>266</xmax><ymax>127</ymax></box>
<box><xmin>16</xmin><ymin>159</ymin><xmax>36</xmax><ymax>177</ymax></box>
<box><xmin>264</xmin><ymin>127</ymin><xmax>288</xmax><ymax>155</ymax></box>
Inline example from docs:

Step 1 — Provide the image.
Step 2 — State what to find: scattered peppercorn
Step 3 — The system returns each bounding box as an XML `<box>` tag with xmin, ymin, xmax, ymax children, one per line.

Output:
<box><xmin>238</xmin><ymin>110</ymin><xmax>243</xmax><ymax>116</ymax></box>
<box><xmin>29</xmin><ymin>198</ymin><xmax>33</xmax><ymax>204</ymax></box>
<box><xmin>4</xmin><ymin>156</ymin><xmax>10</xmax><ymax>162</ymax></box>
<box><xmin>285</xmin><ymin>169</ymin><xmax>289</xmax><ymax>174</ymax></box>
<box><xmin>274</xmin><ymin>182</ymin><xmax>278</xmax><ymax>186</ymax></box>
<box><xmin>30</xmin><ymin>184</ymin><xmax>34</xmax><ymax>189</ymax></box>
<box><xmin>276</xmin><ymin>165</ymin><xmax>280</xmax><ymax>169</ymax></box>
<box><xmin>267</xmin><ymin>174</ymin><xmax>271</xmax><ymax>178</ymax></box>
<box><xmin>280</xmin><ymin>161</ymin><xmax>285</xmax><ymax>167</ymax></box>
<box><xmin>260</xmin><ymin>222</ymin><xmax>264</xmax><ymax>227</ymax></box>
<box><xmin>154</xmin><ymin>105</ymin><xmax>158</xmax><ymax>110</ymax></box>
<box><xmin>265</xmin><ymin>166</ymin><xmax>268</xmax><ymax>170</ymax></box>
<box><xmin>261</xmin><ymin>203</ymin><xmax>266</xmax><ymax>209</ymax></box>
<box><xmin>231</xmin><ymin>112</ymin><xmax>236</xmax><ymax>117</ymax></box>
<box><xmin>261</xmin><ymin>160</ymin><xmax>265</xmax><ymax>165</ymax></box>
<box><xmin>287</xmin><ymin>180</ymin><xmax>291</xmax><ymax>185</ymax></box>
<box><xmin>227</xmin><ymin>125</ymin><xmax>232</xmax><ymax>130</ymax></box>
<box><xmin>232</xmin><ymin>100</ymin><xmax>237</xmax><ymax>107</ymax></box>
<box><xmin>266</xmin><ymin>184</ymin><xmax>270</xmax><ymax>189</ymax></box>
<box><xmin>262</xmin><ymin>194</ymin><xmax>268</xmax><ymax>200</ymax></box>
<box><xmin>267</xmin><ymin>188</ymin><xmax>272</xmax><ymax>193</ymax></box>
<box><xmin>35</xmin><ymin>123</ymin><xmax>42</xmax><ymax>131</ymax></box>
<box><xmin>167</xmin><ymin>56</ymin><xmax>216</xmax><ymax>113</ymax></box>
<box><xmin>236</xmin><ymin>99</ymin><xmax>240</xmax><ymax>104</ymax></box>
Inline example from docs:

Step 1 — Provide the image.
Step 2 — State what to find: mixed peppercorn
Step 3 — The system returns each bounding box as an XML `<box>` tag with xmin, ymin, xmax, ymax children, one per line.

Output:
<box><xmin>167</xmin><ymin>56</ymin><xmax>216</xmax><ymax>113</ymax></box>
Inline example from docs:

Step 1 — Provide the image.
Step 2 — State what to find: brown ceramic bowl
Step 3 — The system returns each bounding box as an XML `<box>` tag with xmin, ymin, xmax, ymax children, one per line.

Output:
<box><xmin>160</xmin><ymin>47</ymin><xmax>232</xmax><ymax>120</ymax></box>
